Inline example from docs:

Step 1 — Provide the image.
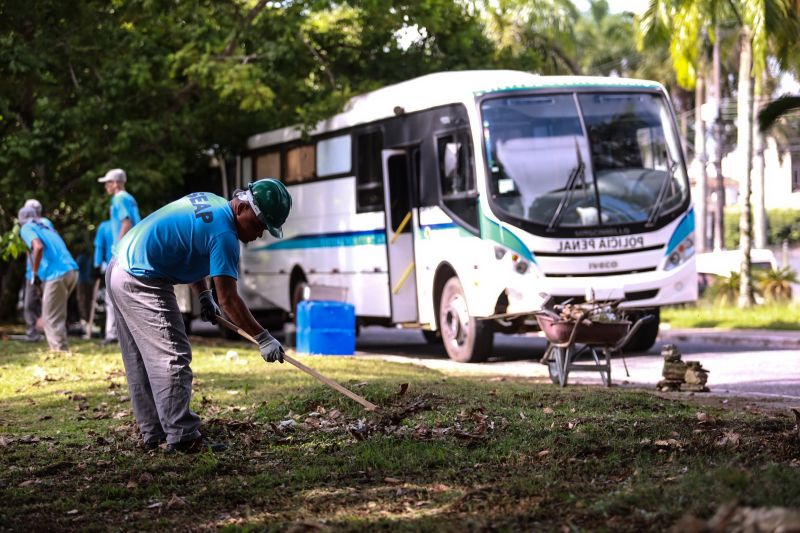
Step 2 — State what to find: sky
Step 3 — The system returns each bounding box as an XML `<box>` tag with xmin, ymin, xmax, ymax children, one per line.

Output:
<box><xmin>573</xmin><ymin>0</ymin><xmax>650</xmax><ymax>15</ymax></box>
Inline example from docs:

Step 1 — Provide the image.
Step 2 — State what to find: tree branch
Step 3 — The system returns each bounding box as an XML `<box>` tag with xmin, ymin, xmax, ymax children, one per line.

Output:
<box><xmin>301</xmin><ymin>34</ymin><xmax>336</xmax><ymax>89</ymax></box>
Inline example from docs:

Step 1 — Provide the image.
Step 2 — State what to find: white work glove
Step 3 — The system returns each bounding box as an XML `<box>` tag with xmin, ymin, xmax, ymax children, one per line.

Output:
<box><xmin>198</xmin><ymin>290</ymin><xmax>220</xmax><ymax>324</ymax></box>
<box><xmin>255</xmin><ymin>330</ymin><xmax>285</xmax><ymax>363</ymax></box>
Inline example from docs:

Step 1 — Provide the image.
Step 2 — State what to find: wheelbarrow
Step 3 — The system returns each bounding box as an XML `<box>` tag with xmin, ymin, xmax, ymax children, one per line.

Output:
<box><xmin>535</xmin><ymin>311</ymin><xmax>655</xmax><ymax>387</ymax></box>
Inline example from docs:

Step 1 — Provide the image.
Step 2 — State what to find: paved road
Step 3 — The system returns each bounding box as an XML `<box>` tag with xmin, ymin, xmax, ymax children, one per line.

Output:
<box><xmin>352</xmin><ymin>327</ymin><xmax>800</xmax><ymax>401</ymax></box>
<box><xmin>192</xmin><ymin>321</ymin><xmax>800</xmax><ymax>401</ymax></box>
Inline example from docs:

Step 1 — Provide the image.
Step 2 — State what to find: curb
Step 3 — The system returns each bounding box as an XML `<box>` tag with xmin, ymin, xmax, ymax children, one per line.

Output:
<box><xmin>658</xmin><ymin>329</ymin><xmax>800</xmax><ymax>350</ymax></box>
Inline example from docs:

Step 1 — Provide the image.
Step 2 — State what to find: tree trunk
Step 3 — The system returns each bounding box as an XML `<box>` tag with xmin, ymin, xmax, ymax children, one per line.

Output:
<box><xmin>694</xmin><ymin>72</ymin><xmax>708</xmax><ymax>252</ymax></box>
<box><xmin>737</xmin><ymin>27</ymin><xmax>755</xmax><ymax>308</ymax></box>
<box><xmin>752</xmin><ymin>71</ymin><xmax>767</xmax><ymax>249</ymax></box>
<box><xmin>712</xmin><ymin>32</ymin><xmax>726</xmax><ymax>250</ymax></box>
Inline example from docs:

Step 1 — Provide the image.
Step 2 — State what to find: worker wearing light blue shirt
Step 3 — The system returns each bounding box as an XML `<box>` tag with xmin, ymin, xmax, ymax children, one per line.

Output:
<box><xmin>106</xmin><ymin>180</ymin><xmax>291</xmax><ymax>454</ymax></box>
<box><xmin>93</xmin><ymin>220</ymin><xmax>114</xmax><ymax>271</ymax></box>
<box><xmin>92</xmin><ymin>219</ymin><xmax>116</xmax><ymax>343</ymax></box>
<box><xmin>20</xmin><ymin>199</ymin><xmax>54</xmax><ymax>341</ymax></box>
<box><xmin>18</xmin><ymin>207</ymin><xmax>78</xmax><ymax>351</ymax></box>
<box><xmin>98</xmin><ymin>168</ymin><xmax>141</xmax><ymax>245</ymax></box>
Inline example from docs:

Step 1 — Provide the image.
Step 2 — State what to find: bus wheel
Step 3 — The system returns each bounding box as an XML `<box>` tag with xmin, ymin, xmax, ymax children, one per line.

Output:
<box><xmin>622</xmin><ymin>308</ymin><xmax>660</xmax><ymax>352</ymax></box>
<box><xmin>291</xmin><ymin>280</ymin><xmax>309</xmax><ymax>324</ymax></box>
<box><xmin>438</xmin><ymin>277</ymin><xmax>493</xmax><ymax>363</ymax></box>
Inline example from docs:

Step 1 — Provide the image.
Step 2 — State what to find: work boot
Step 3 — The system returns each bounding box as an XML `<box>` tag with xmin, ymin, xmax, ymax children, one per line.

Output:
<box><xmin>164</xmin><ymin>436</ymin><xmax>227</xmax><ymax>454</ymax></box>
<box><xmin>141</xmin><ymin>437</ymin><xmax>166</xmax><ymax>451</ymax></box>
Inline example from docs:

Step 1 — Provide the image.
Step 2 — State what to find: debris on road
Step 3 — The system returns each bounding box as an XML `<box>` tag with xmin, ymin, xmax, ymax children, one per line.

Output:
<box><xmin>657</xmin><ymin>344</ymin><xmax>710</xmax><ymax>393</ymax></box>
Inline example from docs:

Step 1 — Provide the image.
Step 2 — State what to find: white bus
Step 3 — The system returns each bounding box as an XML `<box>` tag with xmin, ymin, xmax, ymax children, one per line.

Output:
<box><xmin>232</xmin><ymin>70</ymin><xmax>697</xmax><ymax>362</ymax></box>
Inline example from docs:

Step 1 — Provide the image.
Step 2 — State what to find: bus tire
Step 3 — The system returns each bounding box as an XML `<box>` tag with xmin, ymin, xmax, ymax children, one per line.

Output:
<box><xmin>622</xmin><ymin>308</ymin><xmax>660</xmax><ymax>352</ymax></box>
<box><xmin>291</xmin><ymin>280</ymin><xmax>309</xmax><ymax>324</ymax></box>
<box><xmin>438</xmin><ymin>276</ymin><xmax>493</xmax><ymax>363</ymax></box>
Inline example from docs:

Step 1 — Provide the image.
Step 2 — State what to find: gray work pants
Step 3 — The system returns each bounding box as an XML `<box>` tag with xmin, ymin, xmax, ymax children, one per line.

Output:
<box><xmin>42</xmin><ymin>270</ymin><xmax>78</xmax><ymax>351</ymax></box>
<box><xmin>105</xmin><ymin>296</ymin><xmax>117</xmax><ymax>341</ymax></box>
<box><xmin>23</xmin><ymin>281</ymin><xmax>42</xmax><ymax>338</ymax></box>
<box><xmin>105</xmin><ymin>259</ymin><xmax>201</xmax><ymax>445</ymax></box>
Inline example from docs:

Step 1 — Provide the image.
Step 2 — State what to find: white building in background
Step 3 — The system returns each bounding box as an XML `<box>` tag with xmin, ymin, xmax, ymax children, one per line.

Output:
<box><xmin>688</xmin><ymin>136</ymin><xmax>800</xmax><ymax>209</ymax></box>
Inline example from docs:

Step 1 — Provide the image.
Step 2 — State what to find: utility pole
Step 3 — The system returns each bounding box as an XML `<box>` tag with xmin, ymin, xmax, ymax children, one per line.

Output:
<box><xmin>695</xmin><ymin>72</ymin><xmax>708</xmax><ymax>252</ymax></box>
<box><xmin>712</xmin><ymin>30</ymin><xmax>726</xmax><ymax>250</ymax></box>
<box><xmin>752</xmin><ymin>70</ymin><xmax>767</xmax><ymax>249</ymax></box>
<box><xmin>737</xmin><ymin>28</ymin><xmax>755</xmax><ymax>308</ymax></box>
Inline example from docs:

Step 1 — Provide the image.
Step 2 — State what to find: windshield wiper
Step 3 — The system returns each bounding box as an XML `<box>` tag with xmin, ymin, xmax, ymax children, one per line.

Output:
<box><xmin>645</xmin><ymin>148</ymin><xmax>676</xmax><ymax>227</ymax></box>
<box><xmin>547</xmin><ymin>139</ymin><xmax>586</xmax><ymax>231</ymax></box>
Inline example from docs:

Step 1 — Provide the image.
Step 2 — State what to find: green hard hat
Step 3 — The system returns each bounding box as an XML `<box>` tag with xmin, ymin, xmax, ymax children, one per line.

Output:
<box><xmin>248</xmin><ymin>178</ymin><xmax>292</xmax><ymax>239</ymax></box>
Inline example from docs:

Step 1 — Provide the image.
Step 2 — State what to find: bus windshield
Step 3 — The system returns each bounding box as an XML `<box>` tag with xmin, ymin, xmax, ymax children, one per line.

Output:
<box><xmin>481</xmin><ymin>92</ymin><xmax>688</xmax><ymax>229</ymax></box>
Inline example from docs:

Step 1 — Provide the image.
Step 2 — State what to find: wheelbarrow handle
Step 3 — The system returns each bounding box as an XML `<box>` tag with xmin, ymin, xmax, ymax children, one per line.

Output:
<box><xmin>612</xmin><ymin>314</ymin><xmax>656</xmax><ymax>352</ymax></box>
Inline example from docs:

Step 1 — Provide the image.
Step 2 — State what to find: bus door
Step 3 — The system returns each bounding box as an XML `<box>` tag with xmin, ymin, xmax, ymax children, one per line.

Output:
<box><xmin>381</xmin><ymin>148</ymin><xmax>418</xmax><ymax>323</ymax></box>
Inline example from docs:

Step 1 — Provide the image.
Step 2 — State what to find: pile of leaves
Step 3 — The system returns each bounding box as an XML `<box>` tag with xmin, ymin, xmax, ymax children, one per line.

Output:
<box><xmin>200</xmin><ymin>388</ymin><xmax>508</xmax><ymax>450</ymax></box>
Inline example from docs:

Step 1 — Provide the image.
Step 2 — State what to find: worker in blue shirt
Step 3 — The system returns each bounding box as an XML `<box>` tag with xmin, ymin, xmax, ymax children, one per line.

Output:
<box><xmin>20</xmin><ymin>199</ymin><xmax>55</xmax><ymax>341</ymax></box>
<box><xmin>106</xmin><ymin>178</ymin><xmax>291</xmax><ymax>454</ymax></box>
<box><xmin>92</xmin><ymin>219</ymin><xmax>116</xmax><ymax>344</ymax></box>
<box><xmin>18</xmin><ymin>206</ymin><xmax>79</xmax><ymax>352</ymax></box>
<box><xmin>98</xmin><ymin>168</ymin><xmax>141</xmax><ymax>244</ymax></box>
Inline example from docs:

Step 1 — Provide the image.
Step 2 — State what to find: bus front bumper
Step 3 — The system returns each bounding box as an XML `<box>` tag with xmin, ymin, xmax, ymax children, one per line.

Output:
<box><xmin>504</xmin><ymin>259</ymin><xmax>697</xmax><ymax>313</ymax></box>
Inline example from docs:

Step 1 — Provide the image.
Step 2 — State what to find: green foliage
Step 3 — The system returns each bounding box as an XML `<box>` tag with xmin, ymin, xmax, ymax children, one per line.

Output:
<box><xmin>663</xmin><ymin>301</ymin><xmax>800</xmax><ymax>330</ymax></box>
<box><xmin>725</xmin><ymin>207</ymin><xmax>800</xmax><ymax>247</ymax></box>
<box><xmin>0</xmin><ymin>226</ymin><xmax>26</xmax><ymax>262</ymax></box>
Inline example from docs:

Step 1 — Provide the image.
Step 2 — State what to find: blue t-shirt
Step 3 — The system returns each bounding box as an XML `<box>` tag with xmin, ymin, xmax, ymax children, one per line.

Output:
<box><xmin>93</xmin><ymin>220</ymin><xmax>114</xmax><ymax>268</ymax></box>
<box><xmin>110</xmin><ymin>190</ymin><xmax>141</xmax><ymax>244</ymax></box>
<box><xmin>116</xmin><ymin>192</ymin><xmax>240</xmax><ymax>284</ymax></box>
<box><xmin>25</xmin><ymin>217</ymin><xmax>54</xmax><ymax>279</ymax></box>
<box><xmin>20</xmin><ymin>221</ymin><xmax>79</xmax><ymax>282</ymax></box>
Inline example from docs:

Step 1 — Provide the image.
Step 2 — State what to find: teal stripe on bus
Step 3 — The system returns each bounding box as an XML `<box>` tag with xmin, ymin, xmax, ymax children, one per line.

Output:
<box><xmin>253</xmin><ymin>229</ymin><xmax>386</xmax><ymax>251</ymax></box>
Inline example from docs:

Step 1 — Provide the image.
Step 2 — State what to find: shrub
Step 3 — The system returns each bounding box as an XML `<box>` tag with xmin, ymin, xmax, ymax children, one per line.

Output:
<box><xmin>706</xmin><ymin>271</ymin><xmax>741</xmax><ymax>305</ymax></box>
<box><xmin>756</xmin><ymin>266</ymin><xmax>798</xmax><ymax>302</ymax></box>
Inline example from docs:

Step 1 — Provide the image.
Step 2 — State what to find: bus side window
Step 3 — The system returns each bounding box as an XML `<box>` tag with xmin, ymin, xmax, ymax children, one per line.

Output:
<box><xmin>356</xmin><ymin>131</ymin><xmax>384</xmax><ymax>213</ymax></box>
<box><xmin>286</xmin><ymin>145</ymin><xmax>315</xmax><ymax>184</ymax></box>
<box><xmin>255</xmin><ymin>151</ymin><xmax>280</xmax><ymax>180</ymax></box>
<box><xmin>437</xmin><ymin>130</ymin><xmax>479</xmax><ymax>230</ymax></box>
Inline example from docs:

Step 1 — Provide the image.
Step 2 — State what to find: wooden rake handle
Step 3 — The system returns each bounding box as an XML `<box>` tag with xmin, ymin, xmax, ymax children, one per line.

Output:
<box><xmin>215</xmin><ymin>315</ymin><xmax>380</xmax><ymax>413</ymax></box>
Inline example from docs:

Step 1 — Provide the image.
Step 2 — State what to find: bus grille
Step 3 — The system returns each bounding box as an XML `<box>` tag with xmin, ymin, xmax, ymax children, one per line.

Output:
<box><xmin>544</xmin><ymin>267</ymin><xmax>657</xmax><ymax>278</ymax></box>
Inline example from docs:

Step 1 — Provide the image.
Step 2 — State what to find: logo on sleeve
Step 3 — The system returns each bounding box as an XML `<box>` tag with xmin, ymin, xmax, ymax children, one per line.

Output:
<box><xmin>187</xmin><ymin>192</ymin><xmax>214</xmax><ymax>223</ymax></box>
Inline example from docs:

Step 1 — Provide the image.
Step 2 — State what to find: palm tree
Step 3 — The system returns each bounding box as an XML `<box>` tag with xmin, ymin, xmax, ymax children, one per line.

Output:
<box><xmin>734</xmin><ymin>0</ymin><xmax>799</xmax><ymax>307</ymax></box>
<box><xmin>758</xmin><ymin>95</ymin><xmax>800</xmax><ymax>130</ymax></box>
<box><xmin>478</xmin><ymin>0</ymin><xmax>582</xmax><ymax>74</ymax></box>
<box><xmin>637</xmin><ymin>0</ymin><xmax>722</xmax><ymax>252</ymax></box>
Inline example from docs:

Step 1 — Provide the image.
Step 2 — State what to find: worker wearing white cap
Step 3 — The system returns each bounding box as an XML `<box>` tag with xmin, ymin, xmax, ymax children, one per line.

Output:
<box><xmin>17</xmin><ymin>207</ymin><xmax>79</xmax><ymax>351</ymax></box>
<box><xmin>20</xmin><ymin>199</ymin><xmax>55</xmax><ymax>341</ymax></box>
<box><xmin>98</xmin><ymin>168</ymin><xmax>141</xmax><ymax>244</ymax></box>
<box><xmin>98</xmin><ymin>169</ymin><xmax>141</xmax><ymax>345</ymax></box>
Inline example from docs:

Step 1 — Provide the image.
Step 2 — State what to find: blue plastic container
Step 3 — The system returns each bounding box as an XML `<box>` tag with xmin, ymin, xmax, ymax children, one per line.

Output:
<box><xmin>296</xmin><ymin>300</ymin><xmax>356</xmax><ymax>355</ymax></box>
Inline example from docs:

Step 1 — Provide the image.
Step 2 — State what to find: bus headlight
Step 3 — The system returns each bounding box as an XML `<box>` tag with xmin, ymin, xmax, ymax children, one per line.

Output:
<box><xmin>515</xmin><ymin>259</ymin><xmax>529</xmax><ymax>274</ymax></box>
<box><xmin>664</xmin><ymin>236</ymin><xmax>694</xmax><ymax>271</ymax></box>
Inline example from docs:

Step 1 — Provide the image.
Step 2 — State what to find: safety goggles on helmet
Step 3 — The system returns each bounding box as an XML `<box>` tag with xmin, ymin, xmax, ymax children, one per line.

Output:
<box><xmin>233</xmin><ymin>178</ymin><xmax>292</xmax><ymax>239</ymax></box>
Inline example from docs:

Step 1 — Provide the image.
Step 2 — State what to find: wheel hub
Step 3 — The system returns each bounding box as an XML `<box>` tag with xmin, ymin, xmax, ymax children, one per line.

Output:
<box><xmin>442</xmin><ymin>294</ymin><xmax>470</xmax><ymax>347</ymax></box>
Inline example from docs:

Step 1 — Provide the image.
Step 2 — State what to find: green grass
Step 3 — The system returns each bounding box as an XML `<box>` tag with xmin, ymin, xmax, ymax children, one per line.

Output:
<box><xmin>662</xmin><ymin>302</ymin><xmax>800</xmax><ymax>330</ymax></box>
<box><xmin>1</xmin><ymin>333</ymin><xmax>798</xmax><ymax>531</ymax></box>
